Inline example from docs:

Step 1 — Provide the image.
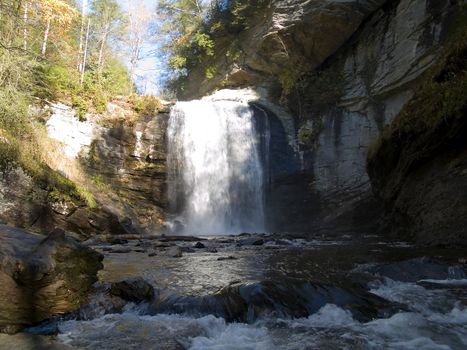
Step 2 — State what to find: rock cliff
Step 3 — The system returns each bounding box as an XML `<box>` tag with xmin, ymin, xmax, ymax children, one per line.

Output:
<box><xmin>0</xmin><ymin>99</ymin><xmax>169</xmax><ymax>238</ymax></box>
<box><xmin>178</xmin><ymin>0</ymin><xmax>466</xmax><ymax>244</ymax></box>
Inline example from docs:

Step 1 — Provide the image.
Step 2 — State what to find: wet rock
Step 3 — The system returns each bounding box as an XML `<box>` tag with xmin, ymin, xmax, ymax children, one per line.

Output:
<box><xmin>159</xmin><ymin>235</ymin><xmax>205</xmax><ymax>242</ymax></box>
<box><xmin>237</xmin><ymin>237</ymin><xmax>264</xmax><ymax>246</ymax></box>
<box><xmin>0</xmin><ymin>225</ymin><xmax>103</xmax><ymax>333</ymax></box>
<box><xmin>206</xmin><ymin>247</ymin><xmax>218</xmax><ymax>253</ymax></box>
<box><xmin>165</xmin><ymin>246</ymin><xmax>183</xmax><ymax>258</ymax></box>
<box><xmin>193</xmin><ymin>242</ymin><xmax>205</xmax><ymax>249</ymax></box>
<box><xmin>147</xmin><ymin>250</ymin><xmax>157</xmax><ymax>257</ymax></box>
<box><xmin>0</xmin><ymin>333</ymin><xmax>72</xmax><ymax>350</ymax></box>
<box><xmin>217</xmin><ymin>256</ymin><xmax>238</xmax><ymax>261</ymax></box>
<box><xmin>275</xmin><ymin>239</ymin><xmax>292</xmax><ymax>246</ymax></box>
<box><xmin>109</xmin><ymin>277</ymin><xmax>155</xmax><ymax>303</ymax></box>
<box><xmin>109</xmin><ymin>245</ymin><xmax>132</xmax><ymax>254</ymax></box>
<box><xmin>153</xmin><ymin>241</ymin><xmax>173</xmax><ymax>248</ymax></box>
<box><xmin>363</xmin><ymin>257</ymin><xmax>467</xmax><ymax>283</ymax></box>
<box><xmin>252</xmin><ymin>239</ymin><xmax>265</xmax><ymax>246</ymax></box>
<box><xmin>181</xmin><ymin>247</ymin><xmax>196</xmax><ymax>253</ymax></box>
<box><xmin>152</xmin><ymin>280</ymin><xmax>401</xmax><ymax>323</ymax></box>
<box><xmin>108</xmin><ymin>238</ymin><xmax>129</xmax><ymax>245</ymax></box>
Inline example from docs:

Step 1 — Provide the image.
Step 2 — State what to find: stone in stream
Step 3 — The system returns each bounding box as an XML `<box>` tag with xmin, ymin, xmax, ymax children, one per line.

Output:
<box><xmin>153</xmin><ymin>241</ymin><xmax>173</xmax><ymax>248</ymax></box>
<box><xmin>193</xmin><ymin>241</ymin><xmax>205</xmax><ymax>249</ymax></box>
<box><xmin>237</xmin><ymin>237</ymin><xmax>265</xmax><ymax>246</ymax></box>
<box><xmin>108</xmin><ymin>238</ymin><xmax>129</xmax><ymax>245</ymax></box>
<box><xmin>0</xmin><ymin>225</ymin><xmax>103</xmax><ymax>334</ymax></box>
<box><xmin>181</xmin><ymin>246</ymin><xmax>196</xmax><ymax>253</ymax></box>
<box><xmin>217</xmin><ymin>256</ymin><xmax>238</xmax><ymax>261</ymax></box>
<box><xmin>109</xmin><ymin>277</ymin><xmax>155</xmax><ymax>303</ymax></box>
<box><xmin>108</xmin><ymin>245</ymin><xmax>132</xmax><ymax>253</ymax></box>
<box><xmin>362</xmin><ymin>257</ymin><xmax>467</xmax><ymax>282</ymax></box>
<box><xmin>165</xmin><ymin>246</ymin><xmax>183</xmax><ymax>258</ymax></box>
<box><xmin>252</xmin><ymin>239</ymin><xmax>265</xmax><ymax>246</ymax></box>
<box><xmin>151</xmin><ymin>280</ymin><xmax>402</xmax><ymax>323</ymax></box>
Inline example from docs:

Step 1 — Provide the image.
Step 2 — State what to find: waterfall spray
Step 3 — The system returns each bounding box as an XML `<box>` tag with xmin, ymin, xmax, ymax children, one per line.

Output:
<box><xmin>167</xmin><ymin>99</ymin><xmax>265</xmax><ymax>235</ymax></box>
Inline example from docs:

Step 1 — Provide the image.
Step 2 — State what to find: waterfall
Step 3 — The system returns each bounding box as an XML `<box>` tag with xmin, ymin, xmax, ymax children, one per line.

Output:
<box><xmin>167</xmin><ymin>98</ymin><xmax>266</xmax><ymax>235</ymax></box>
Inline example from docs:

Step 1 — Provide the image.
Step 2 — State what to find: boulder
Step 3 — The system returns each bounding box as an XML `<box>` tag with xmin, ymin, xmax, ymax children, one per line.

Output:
<box><xmin>0</xmin><ymin>226</ymin><xmax>103</xmax><ymax>334</ymax></box>
<box><xmin>109</xmin><ymin>277</ymin><xmax>155</xmax><ymax>303</ymax></box>
<box><xmin>165</xmin><ymin>246</ymin><xmax>183</xmax><ymax>258</ymax></box>
<box><xmin>193</xmin><ymin>241</ymin><xmax>205</xmax><ymax>249</ymax></box>
<box><xmin>152</xmin><ymin>280</ymin><xmax>401</xmax><ymax>323</ymax></box>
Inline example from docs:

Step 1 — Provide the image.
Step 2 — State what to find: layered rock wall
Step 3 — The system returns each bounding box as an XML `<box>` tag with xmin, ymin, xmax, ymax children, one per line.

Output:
<box><xmin>175</xmin><ymin>0</ymin><xmax>464</xmax><ymax>237</ymax></box>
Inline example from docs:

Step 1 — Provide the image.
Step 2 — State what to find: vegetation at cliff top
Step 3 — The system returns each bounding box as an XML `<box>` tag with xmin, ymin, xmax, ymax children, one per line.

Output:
<box><xmin>157</xmin><ymin>0</ymin><xmax>272</xmax><ymax>95</ymax></box>
<box><xmin>0</xmin><ymin>0</ymin><xmax>140</xmax><ymax>208</ymax></box>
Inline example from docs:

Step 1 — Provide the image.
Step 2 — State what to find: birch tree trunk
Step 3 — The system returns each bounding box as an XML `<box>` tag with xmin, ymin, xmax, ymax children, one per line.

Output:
<box><xmin>22</xmin><ymin>1</ymin><xmax>28</xmax><ymax>50</ymax></box>
<box><xmin>41</xmin><ymin>18</ymin><xmax>51</xmax><ymax>56</ymax></box>
<box><xmin>97</xmin><ymin>22</ymin><xmax>110</xmax><ymax>72</ymax></box>
<box><xmin>80</xmin><ymin>18</ymin><xmax>91</xmax><ymax>86</ymax></box>
<box><xmin>77</xmin><ymin>0</ymin><xmax>87</xmax><ymax>72</ymax></box>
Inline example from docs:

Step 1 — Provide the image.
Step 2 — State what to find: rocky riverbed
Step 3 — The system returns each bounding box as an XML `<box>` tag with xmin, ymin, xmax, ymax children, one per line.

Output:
<box><xmin>2</xmin><ymin>231</ymin><xmax>466</xmax><ymax>349</ymax></box>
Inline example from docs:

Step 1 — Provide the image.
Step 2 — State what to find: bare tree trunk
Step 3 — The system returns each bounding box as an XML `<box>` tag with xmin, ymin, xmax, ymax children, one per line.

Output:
<box><xmin>77</xmin><ymin>0</ymin><xmax>87</xmax><ymax>72</ymax></box>
<box><xmin>41</xmin><ymin>18</ymin><xmax>51</xmax><ymax>56</ymax></box>
<box><xmin>80</xmin><ymin>18</ymin><xmax>91</xmax><ymax>86</ymax></box>
<box><xmin>128</xmin><ymin>0</ymin><xmax>150</xmax><ymax>94</ymax></box>
<box><xmin>129</xmin><ymin>34</ymin><xmax>142</xmax><ymax>91</ymax></box>
<box><xmin>22</xmin><ymin>0</ymin><xmax>28</xmax><ymax>50</ymax></box>
<box><xmin>97</xmin><ymin>23</ymin><xmax>110</xmax><ymax>72</ymax></box>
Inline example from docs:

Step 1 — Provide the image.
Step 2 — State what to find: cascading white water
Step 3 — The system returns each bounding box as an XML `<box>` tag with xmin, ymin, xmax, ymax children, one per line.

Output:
<box><xmin>167</xmin><ymin>99</ymin><xmax>265</xmax><ymax>235</ymax></box>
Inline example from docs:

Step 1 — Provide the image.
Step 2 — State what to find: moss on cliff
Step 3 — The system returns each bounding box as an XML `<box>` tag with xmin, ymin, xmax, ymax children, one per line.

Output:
<box><xmin>368</xmin><ymin>8</ymin><xmax>467</xmax><ymax>185</ymax></box>
<box><xmin>367</xmin><ymin>6</ymin><xmax>467</xmax><ymax>245</ymax></box>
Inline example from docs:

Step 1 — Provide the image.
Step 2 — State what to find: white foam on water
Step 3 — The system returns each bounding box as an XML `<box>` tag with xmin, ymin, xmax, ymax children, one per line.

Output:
<box><xmin>189</xmin><ymin>316</ymin><xmax>273</xmax><ymax>350</ymax></box>
<box><xmin>55</xmin><ymin>279</ymin><xmax>467</xmax><ymax>350</ymax></box>
<box><xmin>418</xmin><ymin>279</ymin><xmax>467</xmax><ymax>286</ymax></box>
<box><xmin>287</xmin><ymin>304</ymin><xmax>355</xmax><ymax>328</ymax></box>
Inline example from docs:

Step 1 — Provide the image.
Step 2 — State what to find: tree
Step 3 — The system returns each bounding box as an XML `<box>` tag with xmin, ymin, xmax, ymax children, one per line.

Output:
<box><xmin>77</xmin><ymin>0</ymin><xmax>87</xmax><ymax>72</ymax></box>
<box><xmin>89</xmin><ymin>0</ymin><xmax>124</xmax><ymax>72</ymax></box>
<box><xmin>37</xmin><ymin>0</ymin><xmax>78</xmax><ymax>56</ymax></box>
<box><xmin>156</xmin><ymin>0</ymin><xmax>208</xmax><ymax>44</ymax></box>
<box><xmin>22</xmin><ymin>0</ymin><xmax>28</xmax><ymax>50</ymax></box>
<box><xmin>127</xmin><ymin>0</ymin><xmax>153</xmax><ymax>88</ymax></box>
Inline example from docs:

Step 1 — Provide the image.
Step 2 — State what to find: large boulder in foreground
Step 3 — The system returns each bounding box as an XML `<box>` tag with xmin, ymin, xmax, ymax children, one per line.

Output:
<box><xmin>0</xmin><ymin>225</ymin><xmax>103</xmax><ymax>334</ymax></box>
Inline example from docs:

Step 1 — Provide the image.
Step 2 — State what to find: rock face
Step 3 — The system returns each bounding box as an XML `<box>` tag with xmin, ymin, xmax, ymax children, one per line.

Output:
<box><xmin>0</xmin><ymin>225</ymin><xmax>103</xmax><ymax>333</ymax></box>
<box><xmin>83</xmin><ymin>112</ymin><xmax>169</xmax><ymax>232</ymax></box>
<box><xmin>271</xmin><ymin>0</ymin><xmax>458</xmax><ymax>231</ymax></box>
<box><xmin>181</xmin><ymin>0</ymin><xmax>388</xmax><ymax>98</ymax></box>
<box><xmin>0</xmin><ymin>166</ymin><xmax>131</xmax><ymax>238</ymax></box>
<box><xmin>367</xmin><ymin>34</ymin><xmax>467</xmax><ymax>246</ymax></box>
<box><xmin>176</xmin><ymin>0</ymin><xmax>464</xmax><ymax>241</ymax></box>
<box><xmin>0</xmin><ymin>100</ymin><xmax>170</xmax><ymax>237</ymax></box>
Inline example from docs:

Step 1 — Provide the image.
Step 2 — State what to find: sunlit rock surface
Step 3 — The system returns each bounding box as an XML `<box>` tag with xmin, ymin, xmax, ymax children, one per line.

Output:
<box><xmin>43</xmin><ymin>100</ymin><xmax>169</xmax><ymax>233</ymax></box>
<box><xmin>0</xmin><ymin>225</ymin><xmax>102</xmax><ymax>334</ymax></box>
